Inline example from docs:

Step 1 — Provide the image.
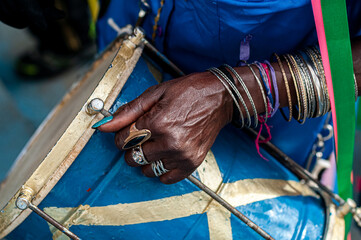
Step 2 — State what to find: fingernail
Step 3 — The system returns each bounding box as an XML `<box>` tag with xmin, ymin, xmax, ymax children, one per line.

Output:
<box><xmin>92</xmin><ymin>116</ymin><xmax>113</xmax><ymax>129</ymax></box>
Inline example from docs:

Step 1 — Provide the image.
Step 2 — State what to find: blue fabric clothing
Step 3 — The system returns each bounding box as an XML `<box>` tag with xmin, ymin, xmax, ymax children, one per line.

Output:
<box><xmin>96</xmin><ymin>0</ymin><xmax>361</xmax><ymax>167</ymax></box>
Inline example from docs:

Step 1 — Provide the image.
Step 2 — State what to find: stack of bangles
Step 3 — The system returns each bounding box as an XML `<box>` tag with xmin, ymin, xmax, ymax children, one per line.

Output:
<box><xmin>208</xmin><ymin>46</ymin><xmax>358</xmax><ymax>128</ymax></box>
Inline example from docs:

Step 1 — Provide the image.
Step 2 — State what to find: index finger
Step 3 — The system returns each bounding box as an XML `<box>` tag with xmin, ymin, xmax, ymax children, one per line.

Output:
<box><xmin>97</xmin><ymin>85</ymin><xmax>162</xmax><ymax>132</ymax></box>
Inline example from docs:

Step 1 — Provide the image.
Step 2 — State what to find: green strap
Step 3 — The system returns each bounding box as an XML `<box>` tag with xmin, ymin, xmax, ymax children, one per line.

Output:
<box><xmin>321</xmin><ymin>0</ymin><xmax>356</xmax><ymax>234</ymax></box>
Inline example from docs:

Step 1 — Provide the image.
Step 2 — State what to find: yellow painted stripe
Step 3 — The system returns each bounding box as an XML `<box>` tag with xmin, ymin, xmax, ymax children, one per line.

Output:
<box><xmin>45</xmin><ymin>179</ymin><xmax>316</xmax><ymax>239</ymax></box>
<box><xmin>220</xmin><ymin>179</ymin><xmax>316</xmax><ymax>207</ymax></box>
<box><xmin>207</xmin><ymin>203</ymin><xmax>232</xmax><ymax>240</ymax></box>
<box><xmin>44</xmin><ymin>150</ymin><xmax>317</xmax><ymax>239</ymax></box>
<box><xmin>46</xmin><ymin>191</ymin><xmax>210</xmax><ymax>227</ymax></box>
<box><xmin>197</xmin><ymin>151</ymin><xmax>223</xmax><ymax>191</ymax></box>
<box><xmin>197</xmin><ymin>151</ymin><xmax>232</xmax><ymax>239</ymax></box>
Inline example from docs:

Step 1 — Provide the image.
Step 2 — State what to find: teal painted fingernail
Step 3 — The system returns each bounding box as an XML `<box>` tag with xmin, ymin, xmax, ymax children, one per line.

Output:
<box><xmin>92</xmin><ymin>116</ymin><xmax>113</xmax><ymax>129</ymax></box>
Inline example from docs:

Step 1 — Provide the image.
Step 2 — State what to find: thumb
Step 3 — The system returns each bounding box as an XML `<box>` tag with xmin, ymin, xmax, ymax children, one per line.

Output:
<box><xmin>98</xmin><ymin>85</ymin><xmax>162</xmax><ymax>132</ymax></box>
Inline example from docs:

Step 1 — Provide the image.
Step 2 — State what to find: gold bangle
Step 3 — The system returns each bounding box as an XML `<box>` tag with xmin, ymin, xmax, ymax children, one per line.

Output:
<box><xmin>311</xmin><ymin>47</ymin><xmax>330</xmax><ymax>114</ymax></box>
<box><xmin>283</xmin><ymin>55</ymin><xmax>301</xmax><ymax>121</ymax></box>
<box><xmin>304</xmin><ymin>49</ymin><xmax>324</xmax><ymax>116</ymax></box>
<box><xmin>287</xmin><ymin>54</ymin><xmax>308</xmax><ymax>124</ymax></box>
<box><xmin>274</xmin><ymin>53</ymin><xmax>292</xmax><ymax>122</ymax></box>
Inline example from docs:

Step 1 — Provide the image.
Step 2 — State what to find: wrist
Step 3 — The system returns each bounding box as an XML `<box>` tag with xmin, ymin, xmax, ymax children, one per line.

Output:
<box><xmin>200</xmin><ymin>71</ymin><xmax>234</xmax><ymax>125</ymax></box>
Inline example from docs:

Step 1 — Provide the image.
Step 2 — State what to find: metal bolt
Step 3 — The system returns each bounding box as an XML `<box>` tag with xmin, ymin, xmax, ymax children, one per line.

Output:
<box><xmin>337</xmin><ymin>198</ymin><xmax>356</xmax><ymax>218</ymax></box>
<box><xmin>128</xmin><ymin>27</ymin><xmax>145</xmax><ymax>46</ymax></box>
<box><xmin>86</xmin><ymin>98</ymin><xmax>111</xmax><ymax>117</ymax></box>
<box><xmin>16</xmin><ymin>186</ymin><xmax>34</xmax><ymax>210</ymax></box>
<box><xmin>15</xmin><ymin>187</ymin><xmax>81</xmax><ymax>239</ymax></box>
<box><xmin>317</xmin><ymin>141</ymin><xmax>324</xmax><ymax>148</ymax></box>
<box><xmin>134</xmin><ymin>27</ymin><xmax>145</xmax><ymax>37</ymax></box>
<box><xmin>316</xmin><ymin>152</ymin><xmax>323</xmax><ymax>159</ymax></box>
<box><xmin>16</xmin><ymin>196</ymin><xmax>29</xmax><ymax>210</ymax></box>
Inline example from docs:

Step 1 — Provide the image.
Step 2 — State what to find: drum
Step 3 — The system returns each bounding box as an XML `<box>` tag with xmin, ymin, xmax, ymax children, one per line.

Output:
<box><xmin>0</xmin><ymin>31</ymin><xmax>344</xmax><ymax>240</ymax></box>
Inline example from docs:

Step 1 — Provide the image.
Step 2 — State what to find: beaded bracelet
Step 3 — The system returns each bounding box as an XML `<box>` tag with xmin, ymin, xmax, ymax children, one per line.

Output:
<box><xmin>261</xmin><ymin>62</ymin><xmax>276</xmax><ymax>116</ymax></box>
<box><xmin>265</xmin><ymin>60</ymin><xmax>280</xmax><ymax>117</ymax></box>
<box><xmin>254</xmin><ymin>61</ymin><xmax>274</xmax><ymax>113</ymax></box>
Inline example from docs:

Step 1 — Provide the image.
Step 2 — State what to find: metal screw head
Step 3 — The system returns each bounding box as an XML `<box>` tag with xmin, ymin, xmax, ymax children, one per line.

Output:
<box><xmin>16</xmin><ymin>186</ymin><xmax>34</xmax><ymax>210</ymax></box>
<box><xmin>337</xmin><ymin>198</ymin><xmax>357</xmax><ymax>217</ymax></box>
<box><xmin>316</xmin><ymin>152</ymin><xmax>323</xmax><ymax>159</ymax></box>
<box><xmin>347</xmin><ymin>198</ymin><xmax>357</xmax><ymax>208</ymax></box>
<box><xmin>86</xmin><ymin>98</ymin><xmax>105</xmax><ymax>115</ymax></box>
<box><xmin>128</xmin><ymin>27</ymin><xmax>145</xmax><ymax>46</ymax></box>
<box><xmin>16</xmin><ymin>196</ymin><xmax>29</xmax><ymax>210</ymax></box>
<box><xmin>317</xmin><ymin>141</ymin><xmax>324</xmax><ymax>148</ymax></box>
<box><xmin>134</xmin><ymin>27</ymin><xmax>145</xmax><ymax>37</ymax></box>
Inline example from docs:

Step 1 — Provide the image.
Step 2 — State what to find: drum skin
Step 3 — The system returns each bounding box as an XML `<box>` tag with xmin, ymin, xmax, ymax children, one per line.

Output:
<box><xmin>6</xmin><ymin>57</ymin><xmax>326</xmax><ymax>240</ymax></box>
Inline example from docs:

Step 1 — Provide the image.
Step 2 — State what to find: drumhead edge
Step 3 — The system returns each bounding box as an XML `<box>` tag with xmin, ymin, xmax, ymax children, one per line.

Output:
<box><xmin>0</xmin><ymin>36</ymin><xmax>144</xmax><ymax>238</ymax></box>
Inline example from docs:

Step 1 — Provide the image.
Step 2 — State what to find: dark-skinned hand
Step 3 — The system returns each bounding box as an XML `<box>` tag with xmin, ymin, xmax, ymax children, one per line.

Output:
<box><xmin>0</xmin><ymin>0</ymin><xmax>64</xmax><ymax>30</ymax></box>
<box><xmin>98</xmin><ymin>72</ymin><xmax>233</xmax><ymax>184</ymax></box>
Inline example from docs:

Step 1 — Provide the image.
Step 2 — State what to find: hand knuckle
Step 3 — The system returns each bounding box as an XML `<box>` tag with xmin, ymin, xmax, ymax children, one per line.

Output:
<box><xmin>167</xmin><ymin>141</ymin><xmax>181</xmax><ymax>152</ymax></box>
<box><xmin>121</xmin><ymin>103</ymin><xmax>132</xmax><ymax>114</ymax></box>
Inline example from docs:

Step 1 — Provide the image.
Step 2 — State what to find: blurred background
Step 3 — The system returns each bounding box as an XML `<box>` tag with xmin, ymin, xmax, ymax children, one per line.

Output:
<box><xmin>0</xmin><ymin>0</ymin><xmax>96</xmax><ymax>181</ymax></box>
<box><xmin>0</xmin><ymin>5</ymin><xmax>361</xmax><ymax>239</ymax></box>
<box><xmin>0</xmin><ymin>26</ymin><xmax>96</xmax><ymax>179</ymax></box>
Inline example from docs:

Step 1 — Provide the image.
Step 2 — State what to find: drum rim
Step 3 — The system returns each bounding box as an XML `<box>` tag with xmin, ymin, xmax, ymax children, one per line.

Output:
<box><xmin>0</xmin><ymin>35</ymin><xmax>144</xmax><ymax>238</ymax></box>
<box><xmin>322</xmin><ymin>192</ymin><xmax>345</xmax><ymax>240</ymax></box>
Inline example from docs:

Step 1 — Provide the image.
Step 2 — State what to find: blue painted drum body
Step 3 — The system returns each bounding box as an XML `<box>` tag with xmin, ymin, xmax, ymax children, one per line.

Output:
<box><xmin>7</xmin><ymin>57</ymin><xmax>326</xmax><ymax>240</ymax></box>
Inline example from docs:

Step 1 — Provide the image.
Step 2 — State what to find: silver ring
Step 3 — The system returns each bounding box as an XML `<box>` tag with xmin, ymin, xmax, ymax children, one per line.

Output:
<box><xmin>132</xmin><ymin>146</ymin><xmax>149</xmax><ymax>165</ymax></box>
<box><xmin>151</xmin><ymin>160</ymin><xmax>169</xmax><ymax>177</ymax></box>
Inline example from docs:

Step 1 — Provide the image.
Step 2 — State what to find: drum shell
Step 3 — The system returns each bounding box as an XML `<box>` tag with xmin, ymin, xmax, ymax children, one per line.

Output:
<box><xmin>5</xmin><ymin>57</ymin><xmax>328</xmax><ymax>240</ymax></box>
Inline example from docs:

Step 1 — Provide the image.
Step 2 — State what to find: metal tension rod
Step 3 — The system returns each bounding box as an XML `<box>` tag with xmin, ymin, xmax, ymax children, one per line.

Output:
<box><xmin>16</xmin><ymin>187</ymin><xmax>81</xmax><ymax>240</ymax></box>
<box><xmin>243</xmin><ymin>128</ymin><xmax>361</xmax><ymax>225</ymax></box>
<box><xmin>243</xmin><ymin>128</ymin><xmax>345</xmax><ymax>205</ymax></box>
<box><xmin>187</xmin><ymin>175</ymin><xmax>275</xmax><ymax>240</ymax></box>
<box><xmin>143</xmin><ymin>39</ymin><xmax>185</xmax><ymax>77</ymax></box>
<box><xmin>28</xmin><ymin>203</ymin><xmax>81</xmax><ymax>240</ymax></box>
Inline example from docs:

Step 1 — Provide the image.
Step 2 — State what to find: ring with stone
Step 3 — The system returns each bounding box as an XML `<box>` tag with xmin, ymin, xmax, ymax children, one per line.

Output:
<box><xmin>122</xmin><ymin>122</ymin><xmax>151</xmax><ymax>150</ymax></box>
<box><xmin>131</xmin><ymin>145</ymin><xmax>149</xmax><ymax>165</ymax></box>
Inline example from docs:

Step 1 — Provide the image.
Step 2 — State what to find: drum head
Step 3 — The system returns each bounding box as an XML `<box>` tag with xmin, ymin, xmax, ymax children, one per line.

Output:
<box><xmin>0</xmin><ymin>32</ymin><xmax>145</xmax><ymax>237</ymax></box>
